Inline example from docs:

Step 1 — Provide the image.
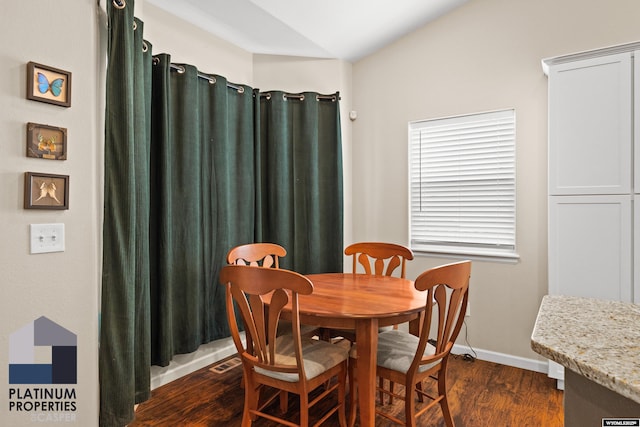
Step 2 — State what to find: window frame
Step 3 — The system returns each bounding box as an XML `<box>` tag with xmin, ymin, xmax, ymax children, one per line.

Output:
<box><xmin>408</xmin><ymin>109</ymin><xmax>519</xmax><ymax>262</ymax></box>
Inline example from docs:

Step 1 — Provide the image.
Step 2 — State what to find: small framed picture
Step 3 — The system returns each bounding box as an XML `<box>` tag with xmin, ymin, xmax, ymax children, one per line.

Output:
<box><xmin>24</xmin><ymin>172</ymin><xmax>69</xmax><ymax>210</ymax></box>
<box><xmin>26</xmin><ymin>62</ymin><xmax>71</xmax><ymax>107</ymax></box>
<box><xmin>26</xmin><ymin>122</ymin><xmax>67</xmax><ymax>160</ymax></box>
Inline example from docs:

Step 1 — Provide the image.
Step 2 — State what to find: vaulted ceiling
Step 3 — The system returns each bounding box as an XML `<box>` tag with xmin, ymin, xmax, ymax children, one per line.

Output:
<box><xmin>146</xmin><ymin>0</ymin><xmax>469</xmax><ymax>62</ymax></box>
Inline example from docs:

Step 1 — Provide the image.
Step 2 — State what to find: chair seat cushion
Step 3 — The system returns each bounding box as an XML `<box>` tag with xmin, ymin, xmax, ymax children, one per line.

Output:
<box><xmin>373</xmin><ymin>330</ymin><xmax>437</xmax><ymax>374</ymax></box>
<box><xmin>255</xmin><ymin>336</ymin><xmax>349</xmax><ymax>382</ymax></box>
<box><xmin>277</xmin><ymin>321</ymin><xmax>319</xmax><ymax>337</ymax></box>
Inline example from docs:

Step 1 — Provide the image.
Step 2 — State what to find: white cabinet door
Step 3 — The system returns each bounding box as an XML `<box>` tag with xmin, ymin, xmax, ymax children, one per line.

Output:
<box><xmin>548</xmin><ymin>53</ymin><xmax>632</xmax><ymax>195</ymax></box>
<box><xmin>549</xmin><ymin>195</ymin><xmax>632</xmax><ymax>302</ymax></box>
<box><xmin>635</xmin><ymin>51</ymin><xmax>640</xmax><ymax>194</ymax></box>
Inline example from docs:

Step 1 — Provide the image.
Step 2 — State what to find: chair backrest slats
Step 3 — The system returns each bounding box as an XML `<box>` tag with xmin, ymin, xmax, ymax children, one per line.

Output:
<box><xmin>414</xmin><ymin>260</ymin><xmax>471</xmax><ymax>370</ymax></box>
<box><xmin>227</xmin><ymin>243</ymin><xmax>286</xmax><ymax>268</ymax></box>
<box><xmin>345</xmin><ymin>242</ymin><xmax>414</xmax><ymax>278</ymax></box>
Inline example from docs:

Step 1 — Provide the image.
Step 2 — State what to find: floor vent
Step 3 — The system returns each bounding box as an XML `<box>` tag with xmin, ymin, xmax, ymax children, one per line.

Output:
<box><xmin>209</xmin><ymin>356</ymin><xmax>241</xmax><ymax>374</ymax></box>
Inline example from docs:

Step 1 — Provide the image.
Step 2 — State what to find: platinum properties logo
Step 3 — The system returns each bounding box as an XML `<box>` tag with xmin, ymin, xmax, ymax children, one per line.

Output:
<box><xmin>8</xmin><ymin>316</ymin><xmax>77</xmax><ymax>422</ymax></box>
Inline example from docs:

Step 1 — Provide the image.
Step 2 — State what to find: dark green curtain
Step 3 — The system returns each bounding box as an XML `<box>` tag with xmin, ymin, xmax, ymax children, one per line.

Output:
<box><xmin>99</xmin><ymin>2</ymin><xmax>151</xmax><ymax>426</ymax></box>
<box><xmin>148</xmin><ymin>57</ymin><xmax>256</xmax><ymax>365</ymax></box>
<box><xmin>100</xmin><ymin>2</ymin><xmax>343</xmax><ymax>425</ymax></box>
<box><xmin>256</xmin><ymin>92</ymin><xmax>343</xmax><ymax>273</ymax></box>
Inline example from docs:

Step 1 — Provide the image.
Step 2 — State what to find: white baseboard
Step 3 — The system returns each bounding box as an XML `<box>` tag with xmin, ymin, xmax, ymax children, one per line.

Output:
<box><xmin>452</xmin><ymin>344</ymin><xmax>548</xmax><ymax>374</ymax></box>
<box><xmin>149</xmin><ymin>337</ymin><xmax>548</xmax><ymax>390</ymax></box>
<box><xmin>150</xmin><ymin>336</ymin><xmax>238</xmax><ymax>390</ymax></box>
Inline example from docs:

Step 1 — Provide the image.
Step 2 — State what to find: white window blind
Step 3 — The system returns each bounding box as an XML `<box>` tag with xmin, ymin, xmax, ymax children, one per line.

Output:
<box><xmin>409</xmin><ymin>109</ymin><xmax>517</xmax><ymax>259</ymax></box>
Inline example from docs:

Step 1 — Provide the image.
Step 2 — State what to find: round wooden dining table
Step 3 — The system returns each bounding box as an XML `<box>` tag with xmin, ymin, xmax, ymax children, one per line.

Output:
<box><xmin>297</xmin><ymin>273</ymin><xmax>427</xmax><ymax>427</ymax></box>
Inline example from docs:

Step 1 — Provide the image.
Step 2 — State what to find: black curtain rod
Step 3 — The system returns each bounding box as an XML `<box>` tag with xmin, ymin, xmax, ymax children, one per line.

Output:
<box><xmin>166</xmin><ymin>63</ymin><xmax>339</xmax><ymax>101</ymax></box>
<box><xmin>167</xmin><ymin>63</ymin><xmax>245</xmax><ymax>93</ymax></box>
<box><xmin>260</xmin><ymin>92</ymin><xmax>340</xmax><ymax>101</ymax></box>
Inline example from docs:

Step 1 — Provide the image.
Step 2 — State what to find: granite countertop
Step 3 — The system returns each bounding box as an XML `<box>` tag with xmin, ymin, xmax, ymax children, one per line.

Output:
<box><xmin>531</xmin><ymin>295</ymin><xmax>640</xmax><ymax>404</ymax></box>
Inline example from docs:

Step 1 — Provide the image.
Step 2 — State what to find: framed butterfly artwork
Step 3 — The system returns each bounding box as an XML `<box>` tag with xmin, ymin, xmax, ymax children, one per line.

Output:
<box><xmin>26</xmin><ymin>62</ymin><xmax>71</xmax><ymax>107</ymax></box>
<box><xmin>26</xmin><ymin>122</ymin><xmax>67</xmax><ymax>160</ymax></box>
<box><xmin>24</xmin><ymin>172</ymin><xmax>69</xmax><ymax>210</ymax></box>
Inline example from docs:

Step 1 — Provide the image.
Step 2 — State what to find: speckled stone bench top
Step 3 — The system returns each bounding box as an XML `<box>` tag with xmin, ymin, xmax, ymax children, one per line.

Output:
<box><xmin>531</xmin><ymin>295</ymin><xmax>640</xmax><ymax>404</ymax></box>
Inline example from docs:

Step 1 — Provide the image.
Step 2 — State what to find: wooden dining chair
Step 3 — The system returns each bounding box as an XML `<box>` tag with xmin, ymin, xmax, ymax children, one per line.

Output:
<box><xmin>348</xmin><ymin>260</ymin><xmax>471</xmax><ymax>427</ymax></box>
<box><xmin>321</xmin><ymin>242</ymin><xmax>415</xmax><ymax>343</ymax></box>
<box><xmin>227</xmin><ymin>243</ymin><xmax>319</xmax><ymax>338</ymax></box>
<box><xmin>345</xmin><ymin>242</ymin><xmax>414</xmax><ymax>279</ymax></box>
<box><xmin>221</xmin><ymin>264</ymin><xmax>349</xmax><ymax>427</ymax></box>
<box><xmin>227</xmin><ymin>242</ymin><xmax>287</xmax><ymax>268</ymax></box>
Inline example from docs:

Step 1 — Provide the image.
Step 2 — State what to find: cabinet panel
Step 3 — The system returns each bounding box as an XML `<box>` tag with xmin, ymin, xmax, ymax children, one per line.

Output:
<box><xmin>549</xmin><ymin>196</ymin><xmax>632</xmax><ymax>302</ymax></box>
<box><xmin>635</xmin><ymin>51</ymin><xmax>640</xmax><ymax>193</ymax></box>
<box><xmin>549</xmin><ymin>53</ymin><xmax>632</xmax><ymax>195</ymax></box>
<box><xmin>548</xmin><ymin>360</ymin><xmax>565</xmax><ymax>387</ymax></box>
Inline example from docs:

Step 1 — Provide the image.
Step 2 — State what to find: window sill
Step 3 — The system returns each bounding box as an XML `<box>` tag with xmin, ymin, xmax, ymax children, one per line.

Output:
<box><xmin>411</xmin><ymin>246</ymin><xmax>520</xmax><ymax>264</ymax></box>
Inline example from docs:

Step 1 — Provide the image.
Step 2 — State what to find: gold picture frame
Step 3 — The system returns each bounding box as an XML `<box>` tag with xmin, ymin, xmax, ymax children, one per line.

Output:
<box><xmin>26</xmin><ymin>62</ymin><xmax>72</xmax><ymax>108</ymax></box>
<box><xmin>26</xmin><ymin>122</ymin><xmax>67</xmax><ymax>160</ymax></box>
<box><xmin>24</xmin><ymin>172</ymin><xmax>69</xmax><ymax>210</ymax></box>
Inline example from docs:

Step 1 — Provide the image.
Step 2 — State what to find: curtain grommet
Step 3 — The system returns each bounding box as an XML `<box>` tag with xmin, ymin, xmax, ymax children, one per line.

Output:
<box><xmin>284</xmin><ymin>93</ymin><xmax>304</xmax><ymax>101</ymax></box>
<box><xmin>113</xmin><ymin>0</ymin><xmax>126</xmax><ymax>10</ymax></box>
<box><xmin>142</xmin><ymin>41</ymin><xmax>148</xmax><ymax>53</ymax></box>
<box><xmin>237</xmin><ymin>86</ymin><xmax>245</xmax><ymax>94</ymax></box>
<box><xmin>317</xmin><ymin>94</ymin><xmax>338</xmax><ymax>102</ymax></box>
<box><xmin>176</xmin><ymin>65</ymin><xmax>186</xmax><ymax>74</ymax></box>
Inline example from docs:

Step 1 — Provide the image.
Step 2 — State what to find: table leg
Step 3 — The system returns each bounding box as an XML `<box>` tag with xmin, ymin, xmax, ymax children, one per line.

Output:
<box><xmin>355</xmin><ymin>318</ymin><xmax>378</xmax><ymax>427</ymax></box>
<box><xmin>409</xmin><ymin>312</ymin><xmax>422</xmax><ymax>337</ymax></box>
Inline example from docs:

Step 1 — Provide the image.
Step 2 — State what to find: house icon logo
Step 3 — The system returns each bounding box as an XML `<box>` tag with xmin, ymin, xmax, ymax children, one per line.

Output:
<box><xmin>9</xmin><ymin>316</ymin><xmax>77</xmax><ymax>384</ymax></box>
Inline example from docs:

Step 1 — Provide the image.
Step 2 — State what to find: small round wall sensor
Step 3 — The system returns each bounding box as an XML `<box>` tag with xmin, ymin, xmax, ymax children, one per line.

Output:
<box><xmin>349</xmin><ymin>110</ymin><xmax>357</xmax><ymax>121</ymax></box>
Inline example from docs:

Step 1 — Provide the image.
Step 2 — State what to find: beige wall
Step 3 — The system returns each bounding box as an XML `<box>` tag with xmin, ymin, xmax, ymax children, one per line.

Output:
<box><xmin>0</xmin><ymin>1</ymin><xmax>103</xmax><ymax>425</ymax></box>
<box><xmin>352</xmin><ymin>0</ymin><xmax>640</xmax><ymax>362</ymax></box>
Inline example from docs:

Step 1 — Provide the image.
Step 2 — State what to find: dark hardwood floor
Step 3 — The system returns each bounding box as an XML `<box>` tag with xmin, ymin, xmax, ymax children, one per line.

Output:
<box><xmin>129</xmin><ymin>354</ymin><xmax>563</xmax><ymax>426</ymax></box>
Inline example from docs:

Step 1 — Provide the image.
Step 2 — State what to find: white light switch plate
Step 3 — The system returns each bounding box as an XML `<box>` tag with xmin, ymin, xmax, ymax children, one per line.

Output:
<box><xmin>30</xmin><ymin>223</ymin><xmax>65</xmax><ymax>254</ymax></box>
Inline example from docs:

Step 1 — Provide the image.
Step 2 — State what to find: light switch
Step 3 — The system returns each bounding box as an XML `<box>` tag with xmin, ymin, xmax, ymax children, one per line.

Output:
<box><xmin>30</xmin><ymin>223</ymin><xmax>65</xmax><ymax>254</ymax></box>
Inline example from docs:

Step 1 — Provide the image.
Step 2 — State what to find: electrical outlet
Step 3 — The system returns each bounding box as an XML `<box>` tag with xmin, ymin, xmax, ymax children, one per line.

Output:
<box><xmin>30</xmin><ymin>223</ymin><xmax>65</xmax><ymax>254</ymax></box>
